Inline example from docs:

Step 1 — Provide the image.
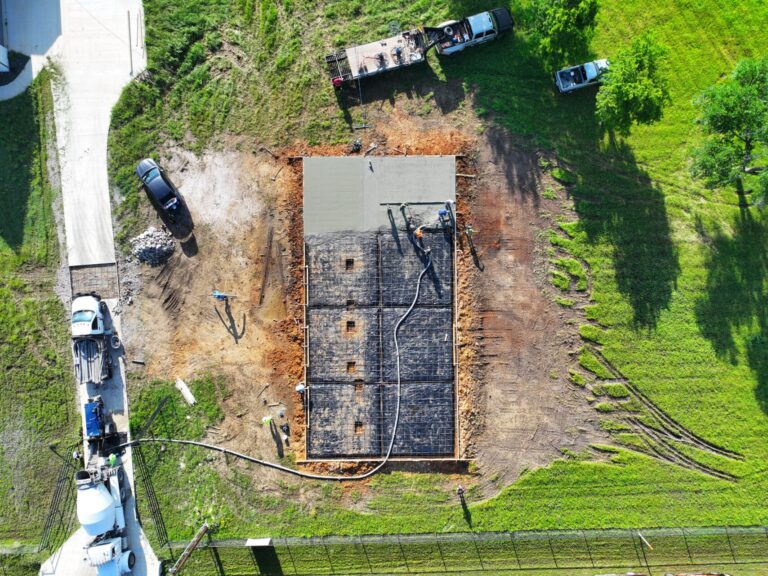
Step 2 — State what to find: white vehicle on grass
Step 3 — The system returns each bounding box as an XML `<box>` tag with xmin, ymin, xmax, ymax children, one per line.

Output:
<box><xmin>555</xmin><ymin>59</ymin><xmax>610</xmax><ymax>93</ymax></box>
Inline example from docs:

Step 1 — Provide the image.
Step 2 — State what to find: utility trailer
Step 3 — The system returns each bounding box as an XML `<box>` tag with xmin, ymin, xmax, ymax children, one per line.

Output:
<box><xmin>72</xmin><ymin>294</ymin><xmax>113</xmax><ymax>385</ymax></box>
<box><xmin>326</xmin><ymin>27</ymin><xmax>429</xmax><ymax>86</ymax></box>
<box><xmin>76</xmin><ymin>458</ymin><xmax>134</xmax><ymax>575</ymax></box>
<box><xmin>326</xmin><ymin>8</ymin><xmax>513</xmax><ymax>86</ymax></box>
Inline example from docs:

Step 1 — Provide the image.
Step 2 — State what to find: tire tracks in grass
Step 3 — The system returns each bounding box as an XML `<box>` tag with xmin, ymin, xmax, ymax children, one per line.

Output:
<box><xmin>546</xmin><ymin>226</ymin><xmax>743</xmax><ymax>480</ymax></box>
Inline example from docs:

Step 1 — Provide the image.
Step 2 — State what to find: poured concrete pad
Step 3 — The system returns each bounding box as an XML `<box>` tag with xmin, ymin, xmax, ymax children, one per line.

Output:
<box><xmin>303</xmin><ymin>156</ymin><xmax>455</xmax><ymax>235</ymax></box>
<box><xmin>304</xmin><ymin>158</ymin><xmax>458</xmax><ymax>459</ymax></box>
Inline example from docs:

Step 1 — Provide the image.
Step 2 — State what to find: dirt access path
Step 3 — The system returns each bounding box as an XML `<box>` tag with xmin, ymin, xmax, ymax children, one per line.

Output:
<box><xmin>467</xmin><ymin>126</ymin><xmax>604</xmax><ymax>493</ymax></box>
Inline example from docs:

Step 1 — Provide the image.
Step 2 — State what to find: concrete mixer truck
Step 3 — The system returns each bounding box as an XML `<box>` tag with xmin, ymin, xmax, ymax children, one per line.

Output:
<box><xmin>75</xmin><ymin>458</ymin><xmax>134</xmax><ymax>575</ymax></box>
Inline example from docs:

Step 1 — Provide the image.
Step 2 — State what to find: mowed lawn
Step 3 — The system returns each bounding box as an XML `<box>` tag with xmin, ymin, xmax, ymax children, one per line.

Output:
<box><xmin>450</xmin><ymin>0</ymin><xmax>768</xmax><ymax>529</ymax></box>
<box><xmin>115</xmin><ymin>0</ymin><xmax>768</xmax><ymax>550</ymax></box>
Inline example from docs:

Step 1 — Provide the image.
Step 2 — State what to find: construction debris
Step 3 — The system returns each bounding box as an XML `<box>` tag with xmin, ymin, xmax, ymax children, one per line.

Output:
<box><xmin>130</xmin><ymin>227</ymin><xmax>175</xmax><ymax>266</ymax></box>
<box><xmin>175</xmin><ymin>378</ymin><xmax>197</xmax><ymax>406</ymax></box>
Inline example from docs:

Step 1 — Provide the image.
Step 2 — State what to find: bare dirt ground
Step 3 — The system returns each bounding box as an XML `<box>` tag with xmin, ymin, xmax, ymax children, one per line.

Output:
<box><xmin>121</xmin><ymin>144</ymin><xmax>305</xmax><ymax>488</ymax></box>
<box><xmin>467</xmin><ymin>126</ymin><xmax>605</xmax><ymax>494</ymax></box>
<box><xmin>121</xmin><ymin>94</ymin><xmax>603</xmax><ymax>499</ymax></box>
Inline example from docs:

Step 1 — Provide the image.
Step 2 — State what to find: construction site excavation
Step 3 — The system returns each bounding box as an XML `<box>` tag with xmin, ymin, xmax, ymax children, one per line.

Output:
<box><xmin>302</xmin><ymin>156</ymin><xmax>459</xmax><ymax>461</ymax></box>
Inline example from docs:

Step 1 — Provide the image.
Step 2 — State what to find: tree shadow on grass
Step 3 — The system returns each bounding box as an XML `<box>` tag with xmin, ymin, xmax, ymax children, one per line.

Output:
<box><xmin>571</xmin><ymin>140</ymin><xmax>679</xmax><ymax>328</ymax></box>
<box><xmin>0</xmin><ymin>88</ymin><xmax>38</xmax><ymax>253</ymax></box>
<box><xmin>329</xmin><ymin>14</ymin><xmax>680</xmax><ymax>327</ymax></box>
<box><xmin>695</xmin><ymin>208</ymin><xmax>768</xmax><ymax>413</ymax></box>
<box><xmin>439</xmin><ymin>30</ymin><xmax>679</xmax><ymax>328</ymax></box>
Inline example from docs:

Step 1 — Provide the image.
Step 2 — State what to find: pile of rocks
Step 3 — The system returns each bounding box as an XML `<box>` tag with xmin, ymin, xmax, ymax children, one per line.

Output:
<box><xmin>130</xmin><ymin>227</ymin><xmax>175</xmax><ymax>266</ymax></box>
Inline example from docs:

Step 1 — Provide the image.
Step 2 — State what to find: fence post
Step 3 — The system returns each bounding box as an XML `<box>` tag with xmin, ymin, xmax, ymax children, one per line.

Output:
<box><xmin>359</xmin><ymin>536</ymin><xmax>373</xmax><ymax>574</ymax></box>
<box><xmin>508</xmin><ymin>532</ymin><xmax>521</xmax><ymax>569</ymax></box>
<box><xmin>435</xmin><ymin>536</ymin><xmax>448</xmax><ymax>572</ymax></box>
<box><xmin>397</xmin><ymin>535</ymin><xmax>410</xmax><ymax>573</ymax></box>
<box><xmin>323</xmin><ymin>538</ymin><xmax>334</xmax><ymax>574</ymax></box>
<box><xmin>284</xmin><ymin>541</ymin><xmax>298</xmax><ymax>575</ymax></box>
<box><xmin>583</xmin><ymin>530</ymin><xmax>595</xmax><ymax>568</ymax></box>
<box><xmin>681</xmin><ymin>528</ymin><xmax>693</xmax><ymax>563</ymax></box>
<box><xmin>547</xmin><ymin>533</ymin><xmax>558</xmax><ymax>568</ymax></box>
<box><xmin>472</xmin><ymin>533</ymin><xmax>485</xmax><ymax>570</ymax></box>
<box><xmin>725</xmin><ymin>526</ymin><xmax>737</xmax><ymax>563</ymax></box>
<box><xmin>629</xmin><ymin>529</ymin><xmax>644</xmax><ymax>568</ymax></box>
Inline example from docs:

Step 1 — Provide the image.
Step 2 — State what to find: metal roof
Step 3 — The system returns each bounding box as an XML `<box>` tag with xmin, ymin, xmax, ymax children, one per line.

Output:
<box><xmin>303</xmin><ymin>156</ymin><xmax>456</xmax><ymax>235</ymax></box>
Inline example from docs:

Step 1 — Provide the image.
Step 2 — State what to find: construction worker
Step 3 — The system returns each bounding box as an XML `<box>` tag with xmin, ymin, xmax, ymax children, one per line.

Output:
<box><xmin>414</xmin><ymin>225</ymin><xmax>425</xmax><ymax>240</ymax></box>
<box><xmin>261</xmin><ymin>415</ymin><xmax>273</xmax><ymax>426</ymax></box>
<box><xmin>107</xmin><ymin>453</ymin><xmax>118</xmax><ymax>468</ymax></box>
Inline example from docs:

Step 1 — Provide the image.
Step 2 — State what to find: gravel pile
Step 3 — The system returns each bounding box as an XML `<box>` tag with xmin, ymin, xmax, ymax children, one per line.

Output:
<box><xmin>130</xmin><ymin>227</ymin><xmax>175</xmax><ymax>266</ymax></box>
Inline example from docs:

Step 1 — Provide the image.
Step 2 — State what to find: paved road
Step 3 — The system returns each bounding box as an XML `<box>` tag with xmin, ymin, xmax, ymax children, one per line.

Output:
<box><xmin>53</xmin><ymin>0</ymin><xmax>145</xmax><ymax>266</ymax></box>
<box><xmin>35</xmin><ymin>1</ymin><xmax>157</xmax><ymax>574</ymax></box>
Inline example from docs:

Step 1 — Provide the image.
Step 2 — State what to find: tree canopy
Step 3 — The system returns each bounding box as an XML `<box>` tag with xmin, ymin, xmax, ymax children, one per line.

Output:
<box><xmin>691</xmin><ymin>57</ymin><xmax>768</xmax><ymax>205</ymax></box>
<box><xmin>595</xmin><ymin>34</ymin><xmax>671</xmax><ymax>135</ymax></box>
<box><xmin>529</xmin><ymin>0</ymin><xmax>598</xmax><ymax>69</ymax></box>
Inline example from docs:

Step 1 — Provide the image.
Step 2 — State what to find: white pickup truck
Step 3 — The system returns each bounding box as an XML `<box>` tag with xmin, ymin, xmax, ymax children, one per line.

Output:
<box><xmin>425</xmin><ymin>8</ymin><xmax>514</xmax><ymax>55</ymax></box>
<box><xmin>555</xmin><ymin>59</ymin><xmax>610</xmax><ymax>93</ymax></box>
<box><xmin>326</xmin><ymin>8</ymin><xmax>514</xmax><ymax>85</ymax></box>
<box><xmin>72</xmin><ymin>294</ymin><xmax>113</xmax><ymax>385</ymax></box>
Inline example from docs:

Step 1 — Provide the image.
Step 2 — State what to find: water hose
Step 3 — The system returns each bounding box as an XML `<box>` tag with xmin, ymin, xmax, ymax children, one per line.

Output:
<box><xmin>122</xmin><ymin>247</ymin><xmax>434</xmax><ymax>482</ymax></box>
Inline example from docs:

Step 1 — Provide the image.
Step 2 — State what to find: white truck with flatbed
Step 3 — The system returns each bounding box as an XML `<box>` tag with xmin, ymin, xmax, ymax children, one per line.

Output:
<box><xmin>76</xmin><ymin>458</ymin><xmax>134</xmax><ymax>575</ymax></box>
<box><xmin>72</xmin><ymin>294</ymin><xmax>113</xmax><ymax>385</ymax></box>
<box><xmin>326</xmin><ymin>8</ymin><xmax>513</xmax><ymax>85</ymax></box>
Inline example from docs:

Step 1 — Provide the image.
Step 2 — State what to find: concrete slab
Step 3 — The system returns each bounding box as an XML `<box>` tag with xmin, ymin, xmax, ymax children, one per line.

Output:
<box><xmin>303</xmin><ymin>156</ymin><xmax>455</xmax><ymax>235</ymax></box>
<box><xmin>52</xmin><ymin>0</ymin><xmax>146</xmax><ymax>266</ymax></box>
<box><xmin>303</xmin><ymin>156</ymin><xmax>459</xmax><ymax>460</ymax></box>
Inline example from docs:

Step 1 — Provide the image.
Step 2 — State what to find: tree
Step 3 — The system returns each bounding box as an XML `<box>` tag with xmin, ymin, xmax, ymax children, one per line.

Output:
<box><xmin>529</xmin><ymin>0</ymin><xmax>599</xmax><ymax>70</ymax></box>
<box><xmin>595</xmin><ymin>34</ymin><xmax>670</xmax><ymax>136</ymax></box>
<box><xmin>691</xmin><ymin>57</ymin><xmax>768</xmax><ymax>206</ymax></box>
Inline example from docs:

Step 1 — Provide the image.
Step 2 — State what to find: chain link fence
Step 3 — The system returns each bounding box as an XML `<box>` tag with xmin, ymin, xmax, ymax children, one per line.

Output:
<box><xmin>167</xmin><ymin>526</ymin><xmax>768</xmax><ymax>575</ymax></box>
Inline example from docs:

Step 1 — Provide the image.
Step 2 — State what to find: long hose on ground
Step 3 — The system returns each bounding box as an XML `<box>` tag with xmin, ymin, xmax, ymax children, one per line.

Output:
<box><xmin>121</xmin><ymin>246</ymin><xmax>434</xmax><ymax>482</ymax></box>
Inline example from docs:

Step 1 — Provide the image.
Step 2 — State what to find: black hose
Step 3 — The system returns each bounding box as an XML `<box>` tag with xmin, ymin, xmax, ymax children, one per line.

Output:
<box><xmin>121</xmin><ymin>249</ymin><xmax>434</xmax><ymax>481</ymax></box>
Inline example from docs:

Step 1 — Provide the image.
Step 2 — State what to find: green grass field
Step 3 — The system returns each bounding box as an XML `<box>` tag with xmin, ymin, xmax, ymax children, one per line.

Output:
<box><xmin>110</xmin><ymin>0</ymin><xmax>768</xmax><ymax>571</ymax></box>
<box><xmin>0</xmin><ymin>71</ymin><xmax>79</xmax><ymax>547</ymax></box>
